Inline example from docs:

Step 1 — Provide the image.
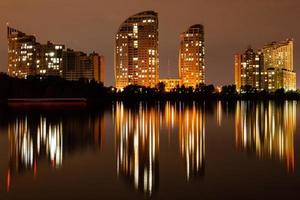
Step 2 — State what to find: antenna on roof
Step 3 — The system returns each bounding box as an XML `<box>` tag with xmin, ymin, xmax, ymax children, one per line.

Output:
<box><xmin>167</xmin><ymin>58</ymin><xmax>171</xmax><ymax>77</ymax></box>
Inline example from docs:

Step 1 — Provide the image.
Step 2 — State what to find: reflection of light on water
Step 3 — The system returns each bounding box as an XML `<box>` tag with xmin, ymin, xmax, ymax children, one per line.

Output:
<box><xmin>161</xmin><ymin>102</ymin><xmax>179</xmax><ymax>144</ymax></box>
<box><xmin>235</xmin><ymin>101</ymin><xmax>296</xmax><ymax>172</ymax></box>
<box><xmin>6</xmin><ymin>116</ymin><xmax>63</xmax><ymax>192</ymax></box>
<box><xmin>163</xmin><ymin>102</ymin><xmax>178</xmax><ymax>130</ymax></box>
<box><xmin>5</xmin><ymin>112</ymin><xmax>105</xmax><ymax>193</ymax></box>
<box><xmin>115</xmin><ymin>102</ymin><xmax>159</xmax><ymax>196</ymax></box>
<box><xmin>8</xmin><ymin>116</ymin><xmax>63</xmax><ymax>173</ymax></box>
<box><xmin>47</xmin><ymin>122</ymin><xmax>63</xmax><ymax>167</ymax></box>
<box><xmin>6</xmin><ymin>169</ymin><xmax>11</xmax><ymax>192</ymax></box>
<box><xmin>37</xmin><ymin>118</ymin><xmax>63</xmax><ymax>167</ymax></box>
<box><xmin>216</xmin><ymin>101</ymin><xmax>222</xmax><ymax>127</ymax></box>
<box><xmin>178</xmin><ymin>102</ymin><xmax>205</xmax><ymax>181</ymax></box>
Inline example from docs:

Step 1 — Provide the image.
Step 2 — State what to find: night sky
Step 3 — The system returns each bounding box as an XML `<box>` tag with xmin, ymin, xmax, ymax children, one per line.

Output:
<box><xmin>0</xmin><ymin>0</ymin><xmax>299</xmax><ymax>87</ymax></box>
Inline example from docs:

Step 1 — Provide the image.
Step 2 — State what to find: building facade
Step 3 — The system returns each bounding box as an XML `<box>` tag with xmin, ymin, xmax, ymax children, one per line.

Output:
<box><xmin>91</xmin><ymin>53</ymin><xmax>105</xmax><ymax>83</ymax></box>
<box><xmin>234</xmin><ymin>54</ymin><xmax>242</xmax><ymax>91</ymax></box>
<box><xmin>267</xmin><ymin>68</ymin><xmax>296</xmax><ymax>91</ymax></box>
<box><xmin>263</xmin><ymin>39</ymin><xmax>296</xmax><ymax>91</ymax></box>
<box><xmin>115</xmin><ymin>11</ymin><xmax>159</xmax><ymax>90</ymax></box>
<box><xmin>179</xmin><ymin>24</ymin><xmax>205</xmax><ymax>88</ymax></box>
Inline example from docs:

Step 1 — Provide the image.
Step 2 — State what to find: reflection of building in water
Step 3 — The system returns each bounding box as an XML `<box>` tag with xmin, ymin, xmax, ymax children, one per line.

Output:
<box><xmin>9</xmin><ymin>117</ymin><xmax>63</xmax><ymax>172</ymax></box>
<box><xmin>161</xmin><ymin>102</ymin><xmax>179</xmax><ymax>141</ymax></box>
<box><xmin>178</xmin><ymin>102</ymin><xmax>205</xmax><ymax>181</ymax></box>
<box><xmin>6</xmin><ymin>112</ymin><xmax>105</xmax><ymax>192</ymax></box>
<box><xmin>216</xmin><ymin>101</ymin><xmax>222</xmax><ymax>127</ymax></box>
<box><xmin>235</xmin><ymin>101</ymin><xmax>296</xmax><ymax>172</ymax></box>
<box><xmin>115</xmin><ymin>102</ymin><xmax>159</xmax><ymax>195</ymax></box>
<box><xmin>162</xmin><ymin>102</ymin><xmax>178</xmax><ymax>129</ymax></box>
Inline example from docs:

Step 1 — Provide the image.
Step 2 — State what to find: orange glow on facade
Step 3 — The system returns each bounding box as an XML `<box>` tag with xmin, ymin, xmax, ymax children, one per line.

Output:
<box><xmin>115</xmin><ymin>11</ymin><xmax>159</xmax><ymax>90</ymax></box>
<box><xmin>179</xmin><ymin>24</ymin><xmax>205</xmax><ymax>88</ymax></box>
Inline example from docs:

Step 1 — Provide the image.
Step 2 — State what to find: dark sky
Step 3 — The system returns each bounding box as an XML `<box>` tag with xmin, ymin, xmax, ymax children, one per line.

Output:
<box><xmin>0</xmin><ymin>0</ymin><xmax>299</xmax><ymax>87</ymax></box>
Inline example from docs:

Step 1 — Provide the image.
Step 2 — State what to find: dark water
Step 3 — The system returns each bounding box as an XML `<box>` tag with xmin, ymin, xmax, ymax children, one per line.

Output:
<box><xmin>0</xmin><ymin>101</ymin><xmax>300</xmax><ymax>199</ymax></box>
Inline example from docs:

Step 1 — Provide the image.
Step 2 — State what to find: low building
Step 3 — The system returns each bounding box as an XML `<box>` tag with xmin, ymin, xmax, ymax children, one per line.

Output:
<box><xmin>159</xmin><ymin>78</ymin><xmax>180</xmax><ymax>92</ymax></box>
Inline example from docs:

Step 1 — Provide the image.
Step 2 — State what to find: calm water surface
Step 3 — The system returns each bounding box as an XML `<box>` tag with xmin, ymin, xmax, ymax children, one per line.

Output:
<box><xmin>0</xmin><ymin>101</ymin><xmax>300</xmax><ymax>199</ymax></box>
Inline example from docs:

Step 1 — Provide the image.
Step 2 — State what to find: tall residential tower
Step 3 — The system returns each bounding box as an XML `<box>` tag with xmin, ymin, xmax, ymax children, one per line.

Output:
<box><xmin>115</xmin><ymin>11</ymin><xmax>159</xmax><ymax>90</ymax></box>
<box><xmin>179</xmin><ymin>24</ymin><xmax>205</xmax><ymax>88</ymax></box>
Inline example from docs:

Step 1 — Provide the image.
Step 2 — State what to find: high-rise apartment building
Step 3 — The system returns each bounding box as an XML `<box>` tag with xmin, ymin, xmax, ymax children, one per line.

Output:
<box><xmin>7</xmin><ymin>27</ymin><xmax>64</xmax><ymax>78</ymax></box>
<box><xmin>179</xmin><ymin>24</ymin><xmax>205</xmax><ymax>88</ymax></box>
<box><xmin>263</xmin><ymin>39</ymin><xmax>296</xmax><ymax>91</ymax></box>
<box><xmin>234</xmin><ymin>48</ymin><xmax>267</xmax><ymax>92</ymax></box>
<box><xmin>115</xmin><ymin>11</ymin><xmax>159</xmax><ymax>90</ymax></box>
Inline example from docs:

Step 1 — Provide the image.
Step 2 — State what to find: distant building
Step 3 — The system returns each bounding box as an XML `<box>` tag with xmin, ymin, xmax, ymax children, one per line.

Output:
<box><xmin>159</xmin><ymin>78</ymin><xmax>180</xmax><ymax>92</ymax></box>
<box><xmin>234</xmin><ymin>39</ymin><xmax>296</xmax><ymax>92</ymax></box>
<box><xmin>263</xmin><ymin>39</ymin><xmax>296</xmax><ymax>91</ymax></box>
<box><xmin>115</xmin><ymin>11</ymin><xmax>159</xmax><ymax>90</ymax></box>
<box><xmin>63</xmin><ymin>49</ymin><xmax>90</xmax><ymax>81</ymax></box>
<box><xmin>179</xmin><ymin>24</ymin><xmax>205</xmax><ymax>88</ymax></box>
<box><xmin>7</xmin><ymin>27</ymin><xmax>64</xmax><ymax>78</ymax></box>
<box><xmin>7</xmin><ymin>26</ymin><xmax>105</xmax><ymax>83</ymax></box>
<box><xmin>63</xmin><ymin>50</ymin><xmax>104</xmax><ymax>83</ymax></box>
<box><xmin>91</xmin><ymin>53</ymin><xmax>105</xmax><ymax>83</ymax></box>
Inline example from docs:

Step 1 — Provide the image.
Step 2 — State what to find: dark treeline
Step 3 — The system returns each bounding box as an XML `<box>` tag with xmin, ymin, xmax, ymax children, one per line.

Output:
<box><xmin>116</xmin><ymin>83</ymin><xmax>300</xmax><ymax>101</ymax></box>
<box><xmin>0</xmin><ymin>73</ymin><xmax>112</xmax><ymax>103</ymax></box>
<box><xmin>0</xmin><ymin>73</ymin><xmax>299</xmax><ymax>103</ymax></box>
